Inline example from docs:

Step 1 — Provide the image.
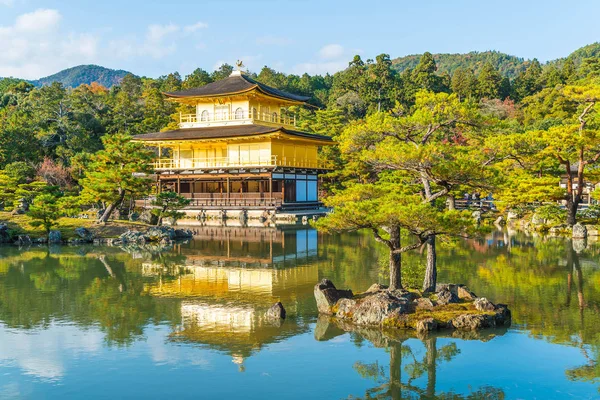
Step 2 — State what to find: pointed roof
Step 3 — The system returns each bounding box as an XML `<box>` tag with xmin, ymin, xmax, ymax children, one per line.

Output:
<box><xmin>163</xmin><ymin>72</ymin><xmax>310</xmax><ymax>103</ymax></box>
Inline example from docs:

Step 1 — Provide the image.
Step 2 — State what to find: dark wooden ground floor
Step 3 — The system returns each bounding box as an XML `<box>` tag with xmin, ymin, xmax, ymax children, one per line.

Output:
<box><xmin>156</xmin><ymin>171</ymin><xmax>321</xmax><ymax>210</ymax></box>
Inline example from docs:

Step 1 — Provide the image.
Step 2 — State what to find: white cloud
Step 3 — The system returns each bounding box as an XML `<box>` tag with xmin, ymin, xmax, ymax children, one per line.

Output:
<box><xmin>14</xmin><ymin>8</ymin><xmax>61</xmax><ymax>32</ymax></box>
<box><xmin>318</xmin><ymin>44</ymin><xmax>344</xmax><ymax>60</ymax></box>
<box><xmin>147</xmin><ymin>23</ymin><xmax>179</xmax><ymax>42</ymax></box>
<box><xmin>0</xmin><ymin>9</ymin><xmax>99</xmax><ymax>79</ymax></box>
<box><xmin>112</xmin><ymin>21</ymin><xmax>209</xmax><ymax>61</ymax></box>
<box><xmin>292</xmin><ymin>44</ymin><xmax>351</xmax><ymax>75</ymax></box>
<box><xmin>0</xmin><ymin>0</ymin><xmax>14</xmax><ymax>6</ymax></box>
<box><xmin>184</xmin><ymin>21</ymin><xmax>208</xmax><ymax>33</ymax></box>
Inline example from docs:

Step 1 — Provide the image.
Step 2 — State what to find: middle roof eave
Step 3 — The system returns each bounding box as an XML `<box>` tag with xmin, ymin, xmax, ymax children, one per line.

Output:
<box><xmin>132</xmin><ymin>124</ymin><xmax>334</xmax><ymax>143</ymax></box>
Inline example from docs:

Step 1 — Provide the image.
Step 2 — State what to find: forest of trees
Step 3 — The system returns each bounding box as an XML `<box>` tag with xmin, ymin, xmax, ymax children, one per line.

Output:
<box><xmin>3</xmin><ymin>44</ymin><xmax>600</xmax><ymax>290</ymax></box>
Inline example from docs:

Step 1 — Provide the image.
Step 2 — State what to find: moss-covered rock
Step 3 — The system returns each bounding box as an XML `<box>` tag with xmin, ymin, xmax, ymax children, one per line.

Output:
<box><xmin>315</xmin><ymin>280</ymin><xmax>511</xmax><ymax>333</ymax></box>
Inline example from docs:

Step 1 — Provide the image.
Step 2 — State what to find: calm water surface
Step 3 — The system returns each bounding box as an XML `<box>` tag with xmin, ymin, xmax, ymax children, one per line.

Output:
<box><xmin>1</xmin><ymin>225</ymin><xmax>599</xmax><ymax>399</ymax></box>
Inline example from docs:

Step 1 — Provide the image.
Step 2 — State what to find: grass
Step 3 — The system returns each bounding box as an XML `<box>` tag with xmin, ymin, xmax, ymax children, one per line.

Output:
<box><xmin>0</xmin><ymin>212</ymin><xmax>149</xmax><ymax>240</ymax></box>
<box><xmin>383</xmin><ymin>302</ymin><xmax>496</xmax><ymax>329</ymax></box>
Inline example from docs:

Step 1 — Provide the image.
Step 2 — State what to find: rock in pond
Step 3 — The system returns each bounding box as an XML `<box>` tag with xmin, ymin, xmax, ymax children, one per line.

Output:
<box><xmin>314</xmin><ymin>279</ymin><xmax>353</xmax><ymax>315</ymax></box>
<box><xmin>314</xmin><ymin>280</ymin><xmax>512</xmax><ymax>333</ymax></box>
<box><xmin>265</xmin><ymin>302</ymin><xmax>286</xmax><ymax>320</ymax></box>
<box><xmin>335</xmin><ymin>298</ymin><xmax>357</xmax><ymax>319</ymax></box>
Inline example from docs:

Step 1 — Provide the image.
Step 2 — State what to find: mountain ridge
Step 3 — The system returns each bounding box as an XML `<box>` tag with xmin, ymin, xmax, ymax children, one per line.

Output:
<box><xmin>3</xmin><ymin>42</ymin><xmax>600</xmax><ymax>88</ymax></box>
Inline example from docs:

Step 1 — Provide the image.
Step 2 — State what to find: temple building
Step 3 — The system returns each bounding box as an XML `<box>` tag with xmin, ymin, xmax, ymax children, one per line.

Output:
<box><xmin>133</xmin><ymin>66</ymin><xmax>334</xmax><ymax>212</ymax></box>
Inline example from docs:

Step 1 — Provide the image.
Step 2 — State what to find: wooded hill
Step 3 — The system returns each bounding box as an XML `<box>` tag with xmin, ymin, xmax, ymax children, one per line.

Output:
<box><xmin>30</xmin><ymin>65</ymin><xmax>132</xmax><ymax>88</ymax></box>
<box><xmin>2</xmin><ymin>42</ymin><xmax>600</xmax><ymax>88</ymax></box>
<box><xmin>391</xmin><ymin>43</ymin><xmax>600</xmax><ymax>78</ymax></box>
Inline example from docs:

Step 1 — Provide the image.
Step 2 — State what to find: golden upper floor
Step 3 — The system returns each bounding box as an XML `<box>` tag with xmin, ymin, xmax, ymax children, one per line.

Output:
<box><xmin>165</xmin><ymin>70</ymin><xmax>309</xmax><ymax>129</ymax></box>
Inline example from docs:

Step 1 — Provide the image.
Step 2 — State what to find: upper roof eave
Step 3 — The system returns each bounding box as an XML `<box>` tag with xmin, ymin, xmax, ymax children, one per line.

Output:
<box><xmin>162</xmin><ymin>74</ymin><xmax>311</xmax><ymax>104</ymax></box>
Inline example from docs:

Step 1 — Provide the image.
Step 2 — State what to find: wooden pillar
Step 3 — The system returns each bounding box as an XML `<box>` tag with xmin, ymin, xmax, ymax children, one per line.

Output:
<box><xmin>269</xmin><ymin>176</ymin><xmax>273</xmax><ymax>201</ymax></box>
<box><xmin>226</xmin><ymin>177</ymin><xmax>230</xmax><ymax>201</ymax></box>
<box><xmin>177</xmin><ymin>177</ymin><xmax>180</xmax><ymax>194</ymax></box>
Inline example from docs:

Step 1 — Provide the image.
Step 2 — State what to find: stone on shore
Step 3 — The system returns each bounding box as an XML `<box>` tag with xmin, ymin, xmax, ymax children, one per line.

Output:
<box><xmin>572</xmin><ymin>223</ymin><xmax>588</xmax><ymax>239</ymax></box>
<box><xmin>74</xmin><ymin>227</ymin><xmax>94</xmax><ymax>242</ymax></box>
<box><xmin>314</xmin><ymin>279</ymin><xmax>353</xmax><ymax>315</ymax></box>
<box><xmin>139</xmin><ymin>210</ymin><xmax>159</xmax><ymax>225</ymax></box>
<box><xmin>174</xmin><ymin>229</ymin><xmax>193</xmax><ymax>239</ymax></box>
<box><xmin>0</xmin><ymin>223</ymin><xmax>10</xmax><ymax>243</ymax></box>
<box><xmin>48</xmin><ymin>230</ymin><xmax>62</xmax><ymax>244</ymax></box>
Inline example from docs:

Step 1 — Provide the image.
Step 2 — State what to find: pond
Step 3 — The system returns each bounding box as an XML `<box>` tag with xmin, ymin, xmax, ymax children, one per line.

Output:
<box><xmin>0</xmin><ymin>225</ymin><xmax>599</xmax><ymax>399</ymax></box>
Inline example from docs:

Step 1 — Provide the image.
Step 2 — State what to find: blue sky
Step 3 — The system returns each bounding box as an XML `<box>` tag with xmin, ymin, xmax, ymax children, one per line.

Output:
<box><xmin>0</xmin><ymin>0</ymin><xmax>598</xmax><ymax>79</ymax></box>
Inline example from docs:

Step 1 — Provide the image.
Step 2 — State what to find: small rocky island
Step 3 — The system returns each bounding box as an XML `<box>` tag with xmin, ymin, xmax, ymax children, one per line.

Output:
<box><xmin>314</xmin><ymin>279</ymin><xmax>511</xmax><ymax>333</ymax></box>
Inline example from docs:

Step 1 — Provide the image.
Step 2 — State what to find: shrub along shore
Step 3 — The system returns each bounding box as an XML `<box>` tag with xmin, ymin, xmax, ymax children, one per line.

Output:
<box><xmin>0</xmin><ymin>212</ymin><xmax>149</xmax><ymax>244</ymax></box>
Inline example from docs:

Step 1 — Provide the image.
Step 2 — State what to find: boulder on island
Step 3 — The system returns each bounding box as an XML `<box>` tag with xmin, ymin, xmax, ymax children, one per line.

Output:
<box><xmin>314</xmin><ymin>280</ymin><xmax>512</xmax><ymax>333</ymax></box>
<box><xmin>351</xmin><ymin>291</ymin><xmax>409</xmax><ymax>326</ymax></box>
<box><xmin>314</xmin><ymin>279</ymin><xmax>353</xmax><ymax>315</ymax></box>
<box><xmin>451</xmin><ymin>314</ymin><xmax>496</xmax><ymax>330</ymax></box>
<box><xmin>416</xmin><ymin>317</ymin><xmax>438</xmax><ymax>333</ymax></box>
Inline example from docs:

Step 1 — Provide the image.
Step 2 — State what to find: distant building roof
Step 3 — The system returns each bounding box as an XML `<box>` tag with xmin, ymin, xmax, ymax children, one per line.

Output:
<box><xmin>163</xmin><ymin>72</ymin><xmax>310</xmax><ymax>103</ymax></box>
<box><xmin>132</xmin><ymin>124</ymin><xmax>333</xmax><ymax>143</ymax></box>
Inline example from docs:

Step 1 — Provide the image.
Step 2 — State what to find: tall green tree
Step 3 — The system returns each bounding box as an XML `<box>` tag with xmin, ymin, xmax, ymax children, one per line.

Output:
<box><xmin>494</xmin><ymin>83</ymin><xmax>600</xmax><ymax>225</ymax></box>
<box><xmin>334</xmin><ymin>92</ymin><xmax>488</xmax><ymax>291</ymax></box>
<box><xmin>80</xmin><ymin>134</ymin><xmax>154</xmax><ymax>223</ymax></box>
<box><xmin>151</xmin><ymin>192</ymin><xmax>191</xmax><ymax>226</ymax></box>
<box><xmin>477</xmin><ymin>62</ymin><xmax>503</xmax><ymax>99</ymax></box>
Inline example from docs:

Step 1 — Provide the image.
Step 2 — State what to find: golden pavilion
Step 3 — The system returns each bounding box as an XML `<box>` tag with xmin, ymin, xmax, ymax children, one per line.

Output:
<box><xmin>133</xmin><ymin>66</ymin><xmax>334</xmax><ymax>211</ymax></box>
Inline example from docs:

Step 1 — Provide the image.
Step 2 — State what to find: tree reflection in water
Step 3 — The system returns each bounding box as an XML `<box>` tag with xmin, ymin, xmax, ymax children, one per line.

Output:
<box><xmin>314</xmin><ymin>317</ymin><xmax>506</xmax><ymax>399</ymax></box>
<box><xmin>2</xmin><ymin>227</ymin><xmax>600</xmax><ymax>394</ymax></box>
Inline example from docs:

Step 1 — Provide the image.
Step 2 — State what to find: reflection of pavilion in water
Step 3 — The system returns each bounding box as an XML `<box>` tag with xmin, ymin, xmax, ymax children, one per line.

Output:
<box><xmin>143</xmin><ymin>226</ymin><xmax>320</xmax><ymax>369</ymax></box>
<box><xmin>174</xmin><ymin>225</ymin><xmax>319</xmax><ymax>267</ymax></box>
